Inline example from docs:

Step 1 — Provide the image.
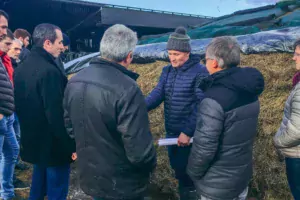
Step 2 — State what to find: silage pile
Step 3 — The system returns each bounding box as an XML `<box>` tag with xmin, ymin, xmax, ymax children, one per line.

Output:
<box><xmin>128</xmin><ymin>52</ymin><xmax>295</xmax><ymax>200</ymax></box>
<box><xmin>31</xmin><ymin>53</ymin><xmax>294</xmax><ymax>200</ymax></box>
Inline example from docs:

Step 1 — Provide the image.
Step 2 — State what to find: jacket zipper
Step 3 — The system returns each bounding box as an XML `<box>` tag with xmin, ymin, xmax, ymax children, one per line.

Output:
<box><xmin>0</xmin><ymin>59</ymin><xmax>13</xmax><ymax>87</ymax></box>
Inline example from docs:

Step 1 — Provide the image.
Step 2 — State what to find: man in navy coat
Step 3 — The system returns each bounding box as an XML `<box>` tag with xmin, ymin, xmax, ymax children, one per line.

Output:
<box><xmin>145</xmin><ymin>26</ymin><xmax>208</xmax><ymax>200</ymax></box>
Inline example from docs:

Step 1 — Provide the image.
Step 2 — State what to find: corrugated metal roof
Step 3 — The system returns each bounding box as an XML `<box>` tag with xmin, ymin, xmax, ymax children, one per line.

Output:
<box><xmin>53</xmin><ymin>0</ymin><xmax>214</xmax><ymax>18</ymax></box>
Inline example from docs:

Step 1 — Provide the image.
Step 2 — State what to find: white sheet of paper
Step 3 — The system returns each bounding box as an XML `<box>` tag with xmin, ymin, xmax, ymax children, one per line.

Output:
<box><xmin>158</xmin><ymin>137</ymin><xmax>194</xmax><ymax>146</ymax></box>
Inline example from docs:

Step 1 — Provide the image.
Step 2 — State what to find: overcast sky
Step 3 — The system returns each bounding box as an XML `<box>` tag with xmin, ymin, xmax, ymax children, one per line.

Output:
<box><xmin>81</xmin><ymin>0</ymin><xmax>280</xmax><ymax>17</ymax></box>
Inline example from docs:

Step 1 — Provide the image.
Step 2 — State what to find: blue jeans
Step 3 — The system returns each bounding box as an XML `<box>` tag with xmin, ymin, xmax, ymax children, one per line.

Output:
<box><xmin>0</xmin><ymin>114</ymin><xmax>20</xmax><ymax>199</ymax></box>
<box><xmin>12</xmin><ymin>114</ymin><xmax>20</xmax><ymax>146</ymax></box>
<box><xmin>286</xmin><ymin>158</ymin><xmax>300</xmax><ymax>200</ymax></box>
<box><xmin>13</xmin><ymin>113</ymin><xmax>20</xmax><ymax>165</ymax></box>
<box><xmin>29</xmin><ymin>164</ymin><xmax>70</xmax><ymax>200</ymax></box>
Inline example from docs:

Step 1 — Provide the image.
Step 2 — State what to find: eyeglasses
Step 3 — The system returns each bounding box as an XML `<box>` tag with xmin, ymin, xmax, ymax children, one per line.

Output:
<box><xmin>200</xmin><ymin>58</ymin><xmax>213</xmax><ymax>65</ymax></box>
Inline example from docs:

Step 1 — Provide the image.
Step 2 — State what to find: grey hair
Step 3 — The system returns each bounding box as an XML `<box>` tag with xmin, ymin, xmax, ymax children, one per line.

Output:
<box><xmin>32</xmin><ymin>23</ymin><xmax>61</xmax><ymax>47</ymax></box>
<box><xmin>100</xmin><ymin>24</ymin><xmax>138</xmax><ymax>62</ymax></box>
<box><xmin>13</xmin><ymin>38</ymin><xmax>23</xmax><ymax>46</ymax></box>
<box><xmin>206</xmin><ymin>36</ymin><xmax>241</xmax><ymax>69</ymax></box>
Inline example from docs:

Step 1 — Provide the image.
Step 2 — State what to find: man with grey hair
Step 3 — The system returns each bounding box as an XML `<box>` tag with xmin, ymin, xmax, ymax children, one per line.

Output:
<box><xmin>14</xmin><ymin>23</ymin><xmax>76</xmax><ymax>200</ymax></box>
<box><xmin>187</xmin><ymin>36</ymin><xmax>265</xmax><ymax>200</ymax></box>
<box><xmin>7</xmin><ymin>38</ymin><xmax>31</xmax><ymax>173</ymax></box>
<box><xmin>7</xmin><ymin>39</ymin><xmax>22</xmax><ymax>69</ymax></box>
<box><xmin>63</xmin><ymin>24</ymin><xmax>156</xmax><ymax>200</ymax></box>
<box><xmin>13</xmin><ymin>29</ymin><xmax>31</xmax><ymax>62</ymax></box>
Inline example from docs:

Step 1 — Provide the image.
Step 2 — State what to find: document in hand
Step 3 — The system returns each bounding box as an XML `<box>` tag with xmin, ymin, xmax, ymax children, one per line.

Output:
<box><xmin>158</xmin><ymin>137</ymin><xmax>194</xmax><ymax>146</ymax></box>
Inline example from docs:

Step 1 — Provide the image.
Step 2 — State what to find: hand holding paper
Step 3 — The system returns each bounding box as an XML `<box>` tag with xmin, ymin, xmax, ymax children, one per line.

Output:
<box><xmin>158</xmin><ymin>137</ymin><xmax>194</xmax><ymax>146</ymax></box>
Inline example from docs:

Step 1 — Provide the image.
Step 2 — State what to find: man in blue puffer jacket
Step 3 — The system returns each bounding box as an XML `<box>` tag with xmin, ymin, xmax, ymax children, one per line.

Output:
<box><xmin>145</xmin><ymin>26</ymin><xmax>208</xmax><ymax>200</ymax></box>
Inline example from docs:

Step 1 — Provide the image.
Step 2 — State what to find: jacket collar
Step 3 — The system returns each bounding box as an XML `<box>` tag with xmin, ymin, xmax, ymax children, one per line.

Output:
<box><xmin>90</xmin><ymin>57</ymin><xmax>139</xmax><ymax>81</ymax></box>
<box><xmin>0</xmin><ymin>50</ymin><xmax>5</xmax><ymax>57</ymax></box>
<box><xmin>31</xmin><ymin>46</ymin><xmax>66</xmax><ymax>76</ymax></box>
<box><xmin>0</xmin><ymin>51</ymin><xmax>8</xmax><ymax>59</ymax></box>
<box><xmin>198</xmin><ymin>67</ymin><xmax>240</xmax><ymax>91</ymax></box>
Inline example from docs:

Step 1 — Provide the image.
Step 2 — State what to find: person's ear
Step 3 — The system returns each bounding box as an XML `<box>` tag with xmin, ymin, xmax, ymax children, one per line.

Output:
<box><xmin>125</xmin><ymin>51</ymin><xmax>133</xmax><ymax>64</ymax></box>
<box><xmin>129</xmin><ymin>51</ymin><xmax>133</xmax><ymax>59</ymax></box>
<box><xmin>212</xmin><ymin>59</ymin><xmax>219</xmax><ymax>69</ymax></box>
<box><xmin>43</xmin><ymin>39</ymin><xmax>53</xmax><ymax>49</ymax></box>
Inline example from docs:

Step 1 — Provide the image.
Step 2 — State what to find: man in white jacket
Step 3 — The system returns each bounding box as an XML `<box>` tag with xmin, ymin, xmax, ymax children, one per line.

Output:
<box><xmin>274</xmin><ymin>39</ymin><xmax>300</xmax><ymax>200</ymax></box>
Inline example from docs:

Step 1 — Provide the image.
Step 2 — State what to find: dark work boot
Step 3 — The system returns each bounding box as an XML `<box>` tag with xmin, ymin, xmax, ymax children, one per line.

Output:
<box><xmin>179</xmin><ymin>186</ymin><xmax>198</xmax><ymax>200</ymax></box>
<box><xmin>188</xmin><ymin>189</ymin><xmax>198</xmax><ymax>200</ymax></box>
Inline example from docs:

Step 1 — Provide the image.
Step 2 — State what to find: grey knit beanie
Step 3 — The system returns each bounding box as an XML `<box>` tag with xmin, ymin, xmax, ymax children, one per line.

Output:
<box><xmin>167</xmin><ymin>26</ymin><xmax>191</xmax><ymax>52</ymax></box>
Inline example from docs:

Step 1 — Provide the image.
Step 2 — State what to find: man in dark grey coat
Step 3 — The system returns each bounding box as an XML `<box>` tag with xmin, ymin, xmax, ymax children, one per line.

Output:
<box><xmin>187</xmin><ymin>36</ymin><xmax>265</xmax><ymax>200</ymax></box>
<box><xmin>63</xmin><ymin>24</ymin><xmax>156</xmax><ymax>200</ymax></box>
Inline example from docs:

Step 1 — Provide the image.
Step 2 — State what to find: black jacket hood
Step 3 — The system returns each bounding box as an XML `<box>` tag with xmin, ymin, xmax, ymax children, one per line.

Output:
<box><xmin>199</xmin><ymin>67</ymin><xmax>265</xmax><ymax>97</ymax></box>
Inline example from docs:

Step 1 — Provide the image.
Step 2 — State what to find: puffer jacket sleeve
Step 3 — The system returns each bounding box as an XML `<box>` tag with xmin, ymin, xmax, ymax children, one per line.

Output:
<box><xmin>182</xmin><ymin>69</ymin><xmax>208</xmax><ymax>137</ymax></box>
<box><xmin>182</xmin><ymin>86</ymin><xmax>205</xmax><ymax>137</ymax></box>
<box><xmin>145</xmin><ymin>66</ymin><xmax>169</xmax><ymax>111</ymax></box>
<box><xmin>187</xmin><ymin>98</ymin><xmax>224</xmax><ymax>179</ymax></box>
<box><xmin>117</xmin><ymin>85</ymin><xmax>157</xmax><ymax>172</ymax></box>
<box><xmin>0</xmin><ymin>61</ymin><xmax>14</xmax><ymax>116</ymax></box>
<box><xmin>274</xmin><ymin>87</ymin><xmax>300</xmax><ymax>148</ymax></box>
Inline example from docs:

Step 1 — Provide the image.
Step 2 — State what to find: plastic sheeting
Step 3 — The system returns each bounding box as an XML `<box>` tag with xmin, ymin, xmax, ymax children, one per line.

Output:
<box><xmin>138</xmin><ymin>7</ymin><xmax>288</xmax><ymax>45</ymax></box>
<box><xmin>188</xmin><ymin>25</ymin><xmax>260</xmax><ymax>39</ymax></box>
<box><xmin>64</xmin><ymin>52</ymin><xmax>99</xmax><ymax>74</ymax></box>
<box><xmin>64</xmin><ymin>27</ymin><xmax>300</xmax><ymax>74</ymax></box>
<box><xmin>138</xmin><ymin>25</ymin><xmax>261</xmax><ymax>45</ymax></box>
<box><xmin>133</xmin><ymin>27</ymin><xmax>300</xmax><ymax>63</ymax></box>
<box><xmin>211</xmin><ymin>8</ymin><xmax>284</xmax><ymax>26</ymax></box>
<box><xmin>278</xmin><ymin>10</ymin><xmax>300</xmax><ymax>27</ymax></box>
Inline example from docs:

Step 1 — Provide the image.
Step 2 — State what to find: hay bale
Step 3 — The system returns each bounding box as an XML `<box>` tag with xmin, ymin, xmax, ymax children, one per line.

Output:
<box><xmin>128</xmin><ymin>53</ymin><xmax>295</xmax><ymax>200</ymax></box>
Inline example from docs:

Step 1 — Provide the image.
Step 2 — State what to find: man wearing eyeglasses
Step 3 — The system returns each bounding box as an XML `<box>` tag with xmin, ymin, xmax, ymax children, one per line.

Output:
<box><xmin>187</xmin><ymin>36</ymin><xmax>264</xmax><ymax>200</ymax></box>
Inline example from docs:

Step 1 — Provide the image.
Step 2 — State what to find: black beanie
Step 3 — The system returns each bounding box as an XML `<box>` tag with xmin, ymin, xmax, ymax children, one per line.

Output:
<box><xmin>167</xmin><ymin>26</ymin><xmax>191</xmax><ymax>52</ymax></box>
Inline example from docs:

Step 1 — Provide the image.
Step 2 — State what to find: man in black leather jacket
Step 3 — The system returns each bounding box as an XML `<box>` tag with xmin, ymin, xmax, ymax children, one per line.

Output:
<box><xmin>63</xmin><ymin>24</ymin><xmax>157</xmax><ymax>200</ymax></box>
<box><xmin>187</xmin><ymin>36</ymin><xmax>265</xmax><ymax>200</ymax></box>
